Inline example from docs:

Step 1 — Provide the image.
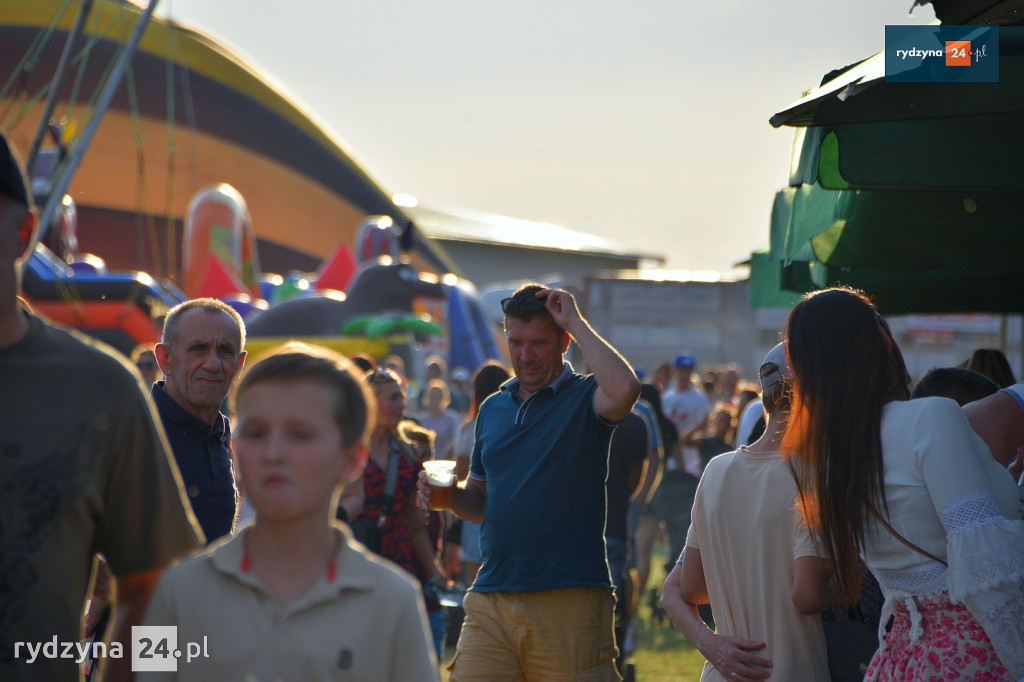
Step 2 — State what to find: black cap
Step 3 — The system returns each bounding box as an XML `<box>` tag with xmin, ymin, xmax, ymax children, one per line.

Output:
<box><xmin>0</xmin><ymin>133</ymin><xmax>32</xmax><ymax>207</ymax></box>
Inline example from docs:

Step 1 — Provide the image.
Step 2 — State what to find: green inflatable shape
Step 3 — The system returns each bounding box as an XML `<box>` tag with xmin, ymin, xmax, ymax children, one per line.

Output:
<box><xmin>341</xmin><ymin>314</ymin><xmax>377</xmax><ymax>335</ymax></box>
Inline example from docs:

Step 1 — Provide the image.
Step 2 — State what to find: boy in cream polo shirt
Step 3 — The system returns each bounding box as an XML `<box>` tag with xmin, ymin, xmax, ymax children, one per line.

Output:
<box><xmin>140</xmin><ymin>344</ymin><xmax>438</xmax><ymax>681</ymax></box>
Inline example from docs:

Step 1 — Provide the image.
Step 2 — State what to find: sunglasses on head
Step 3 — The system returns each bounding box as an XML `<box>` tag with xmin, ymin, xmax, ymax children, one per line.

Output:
<box><xmin>500</xmin><ymin>295</ymin><xmax>546</xmax><ymax>315</ymax></box>
<box><xmin>367</xmin><ymin>366</ymin><xmax>399</xmax><ymax>385</ymax></box>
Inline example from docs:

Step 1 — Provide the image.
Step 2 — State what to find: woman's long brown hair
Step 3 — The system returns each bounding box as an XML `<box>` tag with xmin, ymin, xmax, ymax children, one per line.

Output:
<box><xmin>782</xmin><ymin>288</ymin><xmax>910</xmax><ymax>606</ymax></box>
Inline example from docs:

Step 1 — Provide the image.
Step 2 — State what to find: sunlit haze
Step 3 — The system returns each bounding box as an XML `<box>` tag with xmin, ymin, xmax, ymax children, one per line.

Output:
<box><xmin>159</xmin><ymin>0</ymin><xmax>936</xmax><ymax>276</ymax></box>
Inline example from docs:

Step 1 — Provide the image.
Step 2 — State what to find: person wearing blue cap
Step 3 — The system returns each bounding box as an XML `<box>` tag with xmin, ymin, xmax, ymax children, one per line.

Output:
<box><xmin>0</xmin><ymin>132</ymin><xmax>201</xmax><ymax>682</ymax></box>
<box><xmin>663</xmin><ymin>353</ymin><xmax>709</xmax><ymax>469</ymax></box>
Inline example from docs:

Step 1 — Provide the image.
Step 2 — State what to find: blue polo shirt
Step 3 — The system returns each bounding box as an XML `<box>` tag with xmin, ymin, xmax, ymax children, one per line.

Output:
<box><xmin>151</xmin><ymin>382</ymin><xmax>235</xmax><ymax>543</ymax></box>
<box><xmin>469</xmin><ymin>363</ymin><xmax>616</xmax><ymax>592</ymax></box>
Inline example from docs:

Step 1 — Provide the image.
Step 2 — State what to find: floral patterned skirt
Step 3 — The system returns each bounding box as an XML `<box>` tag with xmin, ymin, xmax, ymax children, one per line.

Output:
<box><xmin>864</xmin><ymin>592</ymin><xmax>1011</xmax><ymax>682</ymax></box>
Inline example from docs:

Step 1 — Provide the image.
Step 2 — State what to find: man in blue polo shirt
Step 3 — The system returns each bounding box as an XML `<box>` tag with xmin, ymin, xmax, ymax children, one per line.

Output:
<box><xmin>152</xmin><ymin>298</ymin><xmax>246</xmax><ymax>543</ymax></box>
<box><xmin>431</xmin><ymin>284</ymin><xmax>640</xmax><ymax>681</ymax></box>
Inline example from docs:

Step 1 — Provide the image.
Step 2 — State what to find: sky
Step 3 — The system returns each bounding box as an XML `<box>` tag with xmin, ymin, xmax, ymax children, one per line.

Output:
<box><xmin>157</xmin><ymin>0</ymin><xmax>936</xmax><ymax>277</ymax></box>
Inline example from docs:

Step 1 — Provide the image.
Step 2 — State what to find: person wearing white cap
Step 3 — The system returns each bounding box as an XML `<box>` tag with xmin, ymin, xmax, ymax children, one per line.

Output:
<box><xmin>659</xmin><ymin>342</ymin><xmax>833</xmax><ymax>682</ymax></box>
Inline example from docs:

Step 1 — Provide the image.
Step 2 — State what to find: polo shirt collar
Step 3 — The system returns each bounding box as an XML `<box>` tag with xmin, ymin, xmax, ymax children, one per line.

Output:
<box><xmin>500</xmin><ymin>361</ymin><xmax>574</xmax><ymax>397</ymax></box>
<box><xmin>151</xmin><ymin>380</ymin><xmax>228</xmax><ymax>437</ymax></box>
<box><xmin>209</xmin><ymin>524</ymin><xmax>384</xmax><ymax>616</ymax></box>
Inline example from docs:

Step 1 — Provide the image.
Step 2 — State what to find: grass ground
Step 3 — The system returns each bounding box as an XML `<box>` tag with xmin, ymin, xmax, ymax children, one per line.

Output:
<box><xmin>440</xmin><ymin>546</ymin><xmax>707</xmax><ymax>681</ymax></box>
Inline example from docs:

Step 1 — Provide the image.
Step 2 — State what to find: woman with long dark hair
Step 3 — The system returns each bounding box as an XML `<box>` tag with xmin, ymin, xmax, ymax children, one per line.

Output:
<box><xmin>783</xmin><ymin>288</ymin><xmax>1024</xmax><ymax>681</ymax></box>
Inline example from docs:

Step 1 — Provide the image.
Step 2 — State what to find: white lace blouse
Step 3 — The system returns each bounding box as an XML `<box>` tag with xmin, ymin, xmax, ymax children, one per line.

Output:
<box><xmin>864</xmin><ymin>397</ymin><xmax>1024</xmax><ymax>679</ymax></box>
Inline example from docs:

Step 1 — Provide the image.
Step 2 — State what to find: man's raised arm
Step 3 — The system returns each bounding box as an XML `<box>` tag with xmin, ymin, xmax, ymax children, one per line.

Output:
<box><xmin>539</xmin><ymin>289</ymin><xmax>639</xmax><ymax>422</ymax></box>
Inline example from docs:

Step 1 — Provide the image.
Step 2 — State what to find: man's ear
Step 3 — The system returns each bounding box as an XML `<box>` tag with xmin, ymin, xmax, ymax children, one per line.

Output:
<box><xmin>154</xmin><ymin>343</ymin><xmax>171</xmax><ymax>374</ymax></box>
<box><xmin>559</xmin><ymin>330</ymin><xmax>571</xmax><ymax>355</ymax></box>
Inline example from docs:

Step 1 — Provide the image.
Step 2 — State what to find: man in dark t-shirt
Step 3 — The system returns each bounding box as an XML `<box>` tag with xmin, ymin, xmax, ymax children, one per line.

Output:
<box><xmin>0</xmin><ymin>132</ymin><xmax>200</xmax><ymax>682</ymax></box>
<box><xmin>606</xmin><ymin>409</ymin><xmax>654</xmax><ymax>667</ymax></box>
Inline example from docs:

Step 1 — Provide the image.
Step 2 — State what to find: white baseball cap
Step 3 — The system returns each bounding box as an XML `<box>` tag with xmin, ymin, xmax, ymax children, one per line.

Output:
<box><xmin>758</xmin><ymin>343</ymin><xmax>790</xmax><ymax>392</ymax></box>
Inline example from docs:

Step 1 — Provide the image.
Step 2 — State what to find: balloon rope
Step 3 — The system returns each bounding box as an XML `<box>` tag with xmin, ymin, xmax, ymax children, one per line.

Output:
<box><xmin>163</xmin><ymin>23</ymin><xmax>178</xmax><ymax>282</ymax></box>
<box><xmin>0</xmin><ymin>0</ymin><xmax>72</xmax><ymax>123</ymax></box>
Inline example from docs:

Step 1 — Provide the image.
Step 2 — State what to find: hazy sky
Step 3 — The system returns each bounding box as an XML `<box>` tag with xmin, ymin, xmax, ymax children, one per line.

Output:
<box><xmin>158</xmin><ymin>0</ymin><xmax>935</xmax><ymax>276</ymax></box>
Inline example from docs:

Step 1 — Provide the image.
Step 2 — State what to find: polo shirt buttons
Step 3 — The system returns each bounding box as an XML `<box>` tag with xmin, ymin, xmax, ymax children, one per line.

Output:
<box><xmin>188</xmin><ymin>485</ymin><xmax>199</xmax><ymax>498</ymax></box>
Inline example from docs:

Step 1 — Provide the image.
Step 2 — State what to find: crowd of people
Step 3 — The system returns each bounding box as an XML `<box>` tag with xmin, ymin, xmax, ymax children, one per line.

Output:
<box><xmin>659</xmin><ymin>293</ymin><xmax>1024</xmax><ymax>682</ymax></box>
<box><xmin>4</xmin><ymin>129</ymin><xmax>1024</xmax><ymax>682</ymax></box>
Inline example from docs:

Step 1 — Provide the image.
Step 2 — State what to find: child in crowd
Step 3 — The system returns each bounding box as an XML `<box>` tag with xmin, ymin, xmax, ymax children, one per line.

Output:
<box><xmin>417</xmin><ymin>378</ymin><xmax>461</xmax><ymax>459</ymax></box>
<box><xmin>139</xmin><ymin>343</ymin><xmax>438</xmax><ymax>681</ymax></box>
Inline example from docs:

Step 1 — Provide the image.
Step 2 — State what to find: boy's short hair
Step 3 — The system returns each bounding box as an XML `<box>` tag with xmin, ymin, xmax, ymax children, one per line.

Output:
<box><xmin>911</xmin><ymin>366</ymin><xmax>999</xmax><ymax>406</ymax></box>
<box><xmin>235</xmin><ymin>342</ymin><xmax>375</xmax><ymax>449</ymax></box>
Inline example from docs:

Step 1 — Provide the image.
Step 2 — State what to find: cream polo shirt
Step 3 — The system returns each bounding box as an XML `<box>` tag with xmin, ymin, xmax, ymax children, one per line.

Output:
<box><xmin>139</xmin><ymin>524</ymin><xmax>439</xmax><ymax>682</ymax></box>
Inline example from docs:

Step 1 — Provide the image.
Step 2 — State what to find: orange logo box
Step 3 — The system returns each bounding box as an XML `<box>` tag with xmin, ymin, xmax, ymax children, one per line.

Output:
<box><xmin>946</xmin><ymin>40</ymin><xmax>971</xmax><ymax>66</ymax></box>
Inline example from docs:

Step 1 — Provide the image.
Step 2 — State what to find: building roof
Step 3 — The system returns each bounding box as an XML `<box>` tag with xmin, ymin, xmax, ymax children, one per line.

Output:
<box><xmin>398</xmin><ymin>199</ymin><xmax>665</xmax><ymax>265</ymax></box>
<box><xmin>589</xmin><ymin>268</ymin><xmax>742</xmax><ymax>283</ymax></box>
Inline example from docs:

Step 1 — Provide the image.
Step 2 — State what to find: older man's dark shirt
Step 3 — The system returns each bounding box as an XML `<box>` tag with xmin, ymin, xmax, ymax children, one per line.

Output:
<box><xmin>151</xmin><ymin>381</ymin><xmax>235</xmax><ymax>542</ymax></box>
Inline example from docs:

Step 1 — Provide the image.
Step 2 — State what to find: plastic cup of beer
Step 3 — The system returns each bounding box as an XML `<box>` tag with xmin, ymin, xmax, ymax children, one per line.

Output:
<box><xmin>423</xmin><ymin>460</ymin><xmax>457</xmax><ymax>510</ymax></box>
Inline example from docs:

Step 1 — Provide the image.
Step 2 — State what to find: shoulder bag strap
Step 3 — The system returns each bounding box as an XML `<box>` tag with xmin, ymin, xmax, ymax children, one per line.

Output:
<box><xmin>384</xmin><ymin>436</ymin><xmax>402</xmax><ymax>498</ymax></box>
<box><xmin>375</xmin><ymin>436</ymin><xmax>404</xmax><ymax>527</ymax></box>
<box><xmin>867</xmin><ymin>504</ymin><xmax>948</xmax><ymax>567</ymax></box>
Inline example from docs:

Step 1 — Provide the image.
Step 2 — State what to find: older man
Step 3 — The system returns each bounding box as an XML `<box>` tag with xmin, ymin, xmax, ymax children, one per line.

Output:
<box><xmin>426</xmin><ymin>283</ymin><xmax>640</xmax><ymax>681</ymax></box>
<box><xmin>153</xmin><ymin>297</ymin><xmax>247</xmax><ymax>543</ymax></box>
<box><xmin>0</xmin><ymin>133</ymin><xmax>200</xmax><ymax>681</ymax></box>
